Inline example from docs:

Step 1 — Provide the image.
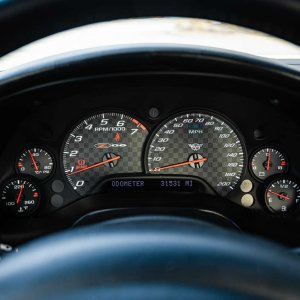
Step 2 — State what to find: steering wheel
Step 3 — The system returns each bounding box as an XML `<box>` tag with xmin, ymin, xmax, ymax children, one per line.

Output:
<box><xmin>1</xmin><ymin>1</ymin><xmax>300</xmax><ymax>299</ymax></box>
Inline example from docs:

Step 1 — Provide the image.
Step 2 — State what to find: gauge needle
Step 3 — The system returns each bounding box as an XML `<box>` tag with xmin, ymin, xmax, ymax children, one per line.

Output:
<box><xmin>153</xmin><ymin>157</ymin><xmax>208</xmax><ymax>172</ymax></box>
<box><xmin>67</xmin><ymin>155</ymin><xmax>121</xmax><ymax>176</ymax></box>
<box><xmin>16</xmin><ymin>181</ymin><xmax>25</xmax><ymax>205</ymax></box>
<box><xmin>266</xmin><ymin>149</ymin><xmax>271</xmax><ymax>171</ymax></box>
<box><xmin>28</xmin><ymin>150</ymin><xmax>39</xmax><ymax>171</ymax></box>
<box><xmin>268</xmin><ymin>191</ymin><xmax>291</xmax><ymax>200</ymax></box>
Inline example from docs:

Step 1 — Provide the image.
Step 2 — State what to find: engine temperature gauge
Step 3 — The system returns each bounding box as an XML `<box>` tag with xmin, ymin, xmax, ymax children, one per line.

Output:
<box><xmin>0</xmin><ymin>178</ymin><xmax>40</xmax><ymax>216</ymax></box>
<box><xmin>17</xmin><ymin>148</ymin><xmax>54</xmax><ymax>180</ymax></box>
<box><xmin>265</xmin><ymin>179</ymin><xmax>300</xmax><ymax>213</ymax></box>
<box><xmin>251</xmin><ymin>147</ymin><xmax>287</xmax><ymax>180</ymax></box>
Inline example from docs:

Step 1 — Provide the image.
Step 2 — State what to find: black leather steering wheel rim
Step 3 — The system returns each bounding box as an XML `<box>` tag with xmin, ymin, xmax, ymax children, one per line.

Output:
<box><xmin>0</xmin><ymin>0</ymin><xmax>300</xmax><ymax>58</ymax></box>
<box><xmin>1</xmin><ymin>44</ymin><xmax>300</xmax><ymax>99</ymax></box>
<box><xmin>1</xmin><ymin>215</ymin><xmax>300</xmax><ymax>300</ymax></box>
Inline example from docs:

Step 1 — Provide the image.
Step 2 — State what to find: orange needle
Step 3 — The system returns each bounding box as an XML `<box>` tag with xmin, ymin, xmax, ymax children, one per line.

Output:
<box><xmin>28</xmin><ymin>150</ymin><xmax>39</xmax><ymax>171</ymax></box>
<box><xmin>268</xmin><ymin>191</ymin><xmax>290</xmax><ymax>200</ymax></box>
<box><xmin>67</xmin><ymin>155</ymin><xmax>121</xmax><ymax>176</ymax></box>
<box><xmin>153</xmin><ymin>157</ymin><xmax>208</xmax><ymax>172</ymax></box>
<box><xmin>266</xmin><ymin>149</ymin><xmax>271</xmax><ymax>171</ymax></box>
<box><xmin>16</xmin><ymin>181</ymin><xmax>25</xmax><ymax>205</ymax></box>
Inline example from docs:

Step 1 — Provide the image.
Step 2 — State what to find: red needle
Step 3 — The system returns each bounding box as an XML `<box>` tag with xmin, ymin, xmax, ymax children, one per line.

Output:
<box><xmin>268</xmin><ymin>191</ymin><xmax>291</xmax><ymax>201</ymax></box>
<box><xmin>16</xmin><ymin>181</ymin><xmax>25</xmax><ymax>205</ymax></box>
<box><xmin>67</xmin><ymin>155</ymin><xmax>121</xmax><ymax>176</ymax></box>
<box><xmin>266</xmin><ymin>149</ymin><xmax>271</xmax><ymax>171</ymax></box>
<box><xmin>153</xmin><ymin>157</ymin><xmax>208</xmax><ymax>172</ymax></box>
<box><xmin>28</xmin><ymin>150</ymin><xmax>39</xmax><ymax>171</ymax></box>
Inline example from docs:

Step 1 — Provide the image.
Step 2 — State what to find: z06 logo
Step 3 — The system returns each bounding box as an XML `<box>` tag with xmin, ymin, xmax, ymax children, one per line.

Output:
<box><xmin>94</xmin><ymin>143</ymin><xmax>127</xmax><ymax>149</ymax></box>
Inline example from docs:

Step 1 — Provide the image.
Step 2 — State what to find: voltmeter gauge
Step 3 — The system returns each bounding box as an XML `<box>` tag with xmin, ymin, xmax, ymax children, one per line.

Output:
<box><xmin>0</xmin><ymin>178</ymin><xmax>40</xmax><ymax>216</ymax></box>
<box><xmin>251</xmin><ymin>148</ymin><xmax>287</xmax><ymax>180</ymax></box>
<box><xmin>17</xmin><ymin>148</ymin><xmax>54</xmax><ymax>180</ymax></box>
<box><xmin>265</xmin><ymin>179</ymin><xmax>300</xmax><ymax>213</ymax></box>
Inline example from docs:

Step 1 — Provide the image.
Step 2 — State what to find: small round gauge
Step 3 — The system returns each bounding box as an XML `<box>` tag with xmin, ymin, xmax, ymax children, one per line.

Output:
<box><xmin>265</xmin><ymin>179</ymin><xmax>300</xmax><ymax>213</ymax></box>
<box><xmin>17</xmin><ymin>148</ymin><xmax>54</xmax><ymax>180</ymax></box>
<box><xmin>251</xmin><ymin>148</ymin><xmax>287</xmax><ymax>180</ymax></box>
<box><xmin>0</xmin><ymin>178</ymin><xmax>40</xmax><ymax>216</ymax></box>
<box><xmin>146</xmin><ymin>111</ymin><xmax>245</xmax><ymax>197</ymax></box>
<box><xmin>62</xmin><ymin>112</ymin><xmax>148</xmax><ymax>196</ymax></box>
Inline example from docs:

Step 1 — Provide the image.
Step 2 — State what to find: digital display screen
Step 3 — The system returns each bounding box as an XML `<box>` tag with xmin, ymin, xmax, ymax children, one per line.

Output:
<box><xmin>99</xmin><ymin>176</ymin><xmax>206</xmax><ymax>193</ymax></box>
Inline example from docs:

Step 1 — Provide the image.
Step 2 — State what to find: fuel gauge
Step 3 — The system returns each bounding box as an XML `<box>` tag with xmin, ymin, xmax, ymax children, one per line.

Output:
<box><xmin>265</xmin><ymin>178</ymin><xmax>300</xmax><ymax>213</ymax></box>
<box><xmin>251</xmin><ymin>147</ymin><xmax>287</xmax><ymax>180</ymax></box>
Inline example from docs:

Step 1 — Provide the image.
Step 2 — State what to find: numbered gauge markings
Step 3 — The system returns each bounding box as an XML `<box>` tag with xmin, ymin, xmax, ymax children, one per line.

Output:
<box><xmin>62</xmin><ymin>112</ymin><xmax>148</xmax><ymax>195</ymax></box>
<box><xmin>16</xmin><ymin>147</ymin><xmax>54</xmax><ymax>180</ymax></box>
<box><xmin>0</xmin><ymin>178</ymin><xmax>40</xmax><ymax>216</ymax></box>
<box><xmin>146</xmin><ymin>112</ymin><xmax>245</xmax><ymax>196</ymax></box>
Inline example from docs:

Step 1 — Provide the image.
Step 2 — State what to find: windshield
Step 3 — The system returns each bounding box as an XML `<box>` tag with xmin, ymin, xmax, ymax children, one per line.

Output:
<box><xmin>0</xmin><ymin>17</ymin><xmax>300</xmax><ymax>71</ymax></box>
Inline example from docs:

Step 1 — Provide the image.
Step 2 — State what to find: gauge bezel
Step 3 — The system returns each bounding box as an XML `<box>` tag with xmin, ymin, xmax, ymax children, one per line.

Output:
<box><xmin>60</xmin><ymin>109</ymin><xmax>150</xmax><ymax>196</ymax></box>
<box><xmin>249</xmin><ymin>146</ymin><xmax>289</xmax><ymax>182</ymax></box>
<box><xmin>0</xmin><ymin>176</ymin><xmax>41</xmax><ymax>217</ymax></box>
<box><xmin>264</xmin><ymin>177</ymin><xmax>300</xmax><ymax>215</ymax></box>
<box><xmin>144</xmin><ymin>108</ymin><xmax>247</xmax><ymax>197</ymax></box>
<box><xmin>15</xmin><ymin>146</ymin><xmax>55</xmax><ymax>182</ymax></box>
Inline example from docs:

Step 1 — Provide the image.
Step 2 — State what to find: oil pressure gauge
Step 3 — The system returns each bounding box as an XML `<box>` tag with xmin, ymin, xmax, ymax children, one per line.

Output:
<box><xmin>251</xmin><ymin>147</ymin><xmax>287</xmax><ymax>180</ymax></box>
<box><xmin>265</xmin><ymin>179</ymin><xmax>300</xmax><ymax>213</ymax></box>
<box><xmin>17</xmin><ymin>147</ymin><xmax>54</xmax><ymax>180</ymax></box>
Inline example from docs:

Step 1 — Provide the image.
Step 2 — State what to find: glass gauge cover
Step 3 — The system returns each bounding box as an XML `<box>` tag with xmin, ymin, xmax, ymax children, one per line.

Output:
<box><xmin>251</xmin><ymin>147</ymin><xmax>287</xmax><ymax>180</ymax></box>
<box><xmin>146</xmin><ymin>111</ymin><xmax>245</xmax><ymax>197</ymax></box>
<box><xmin>265</xmin><ymin>178</ymin><xmax>300</xmax><ymax>213</ymax></box>
<box><xmin>0</xmin><ymin>178</ymin><xmax>40</xmax><ymax>216</ymax></box>
<box><xmin>62</xmin><ymin>112</ymin><xmax>148</xmax><ymax>196</ymax></box>
<box><xmin>17</xmin><ymin>148</ymin><xmax>54</xmax><ymax>180</ymax></box>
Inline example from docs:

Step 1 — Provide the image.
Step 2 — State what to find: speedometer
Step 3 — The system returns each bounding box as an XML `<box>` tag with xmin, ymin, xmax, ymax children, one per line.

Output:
<box><xmin>146</xmin><ymin>111</ymin><xmax>245</xmax><ymax>196</ymax></box>
<box><xmin>62</xmin><ymin>112</ymin><xmax>148</xmax><ymax>196</ymax></box>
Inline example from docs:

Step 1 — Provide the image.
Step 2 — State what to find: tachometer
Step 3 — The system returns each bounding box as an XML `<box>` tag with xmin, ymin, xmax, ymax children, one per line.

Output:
<box><xmin>62</xmin><ymin>112</ymin><xmax>148</xmax><ymax>195</ymax></box>
<box><xmin>146</xmin><ymin>111</ymin><xmax>245</xmax><ymax>196</ymax></box>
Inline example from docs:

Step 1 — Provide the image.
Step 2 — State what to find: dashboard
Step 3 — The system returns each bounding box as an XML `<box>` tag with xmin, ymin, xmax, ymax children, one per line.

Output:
<box><xmin>1</xmin><ymin>72</ymin><xmax>300</xmax><ymax>246</ymax></box>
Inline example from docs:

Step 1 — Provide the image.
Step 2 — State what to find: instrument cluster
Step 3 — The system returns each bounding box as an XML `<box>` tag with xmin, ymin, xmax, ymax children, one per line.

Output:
<box><xmin>1</xmin><ymin>106</ymin><xmax>299</xmax><ymax>218</ymax></box>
